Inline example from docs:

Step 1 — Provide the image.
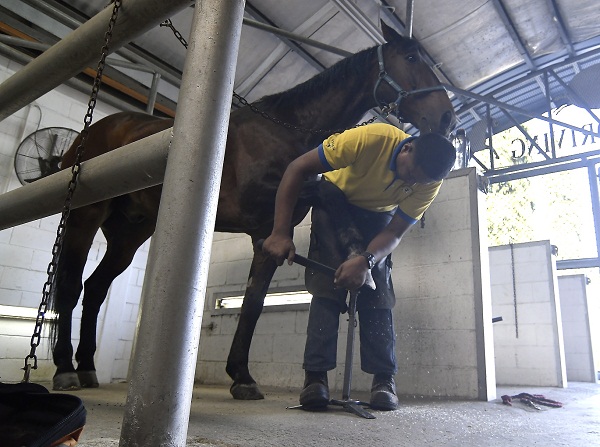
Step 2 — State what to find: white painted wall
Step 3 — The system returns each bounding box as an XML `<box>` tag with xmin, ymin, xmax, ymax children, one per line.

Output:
<box><xmin>489</xmin><ymin>241</ymin><xmax>567</xmax><ymax>387</ymax></box>
<box><xmin>558</xmin><ymin>274</ymin><xmax>598</xmax><ymax>382</ymax></box>
<box><xmin>0</xmin><ymin>55</ymin><xmax>146</xmax><ymax>383</ymax></box>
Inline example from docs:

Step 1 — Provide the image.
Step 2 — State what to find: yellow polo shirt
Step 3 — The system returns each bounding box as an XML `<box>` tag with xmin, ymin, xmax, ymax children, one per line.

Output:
<box><xmin>317</xmin><ymin>123</ymin><xmax>442</xmax><ymax>224</ymax></box>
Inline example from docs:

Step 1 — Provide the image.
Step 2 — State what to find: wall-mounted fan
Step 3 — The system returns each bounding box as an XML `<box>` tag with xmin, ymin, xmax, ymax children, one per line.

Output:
<box><xmin>14</xmin><ymin>127</ymin><xmax>79</xmax><ymax>185</ymax></box>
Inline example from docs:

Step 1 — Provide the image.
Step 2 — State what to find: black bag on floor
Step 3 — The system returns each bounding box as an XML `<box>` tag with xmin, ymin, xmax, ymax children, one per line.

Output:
<box><xmin>0</xmin><ymin>382</ymin><xmax>86</xmax><ymax>447</ymax></box>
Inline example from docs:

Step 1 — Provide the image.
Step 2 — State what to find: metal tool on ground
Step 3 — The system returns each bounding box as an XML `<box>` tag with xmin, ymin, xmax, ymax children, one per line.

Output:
<box><xmin>256</xmin><ymin>239</ymin><xmax>375</xmax><ymax>419</ymax></box>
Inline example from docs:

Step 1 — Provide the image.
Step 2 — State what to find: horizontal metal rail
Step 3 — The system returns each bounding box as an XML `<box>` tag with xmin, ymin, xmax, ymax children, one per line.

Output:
<box><xmin>0</xmin><ymin>129</ymin><xmax>172</xmax><ymax>231</ymax></box>
<box><xmin>556</xmin><ymin>258</ymin><xmax>600</xmax><ymax>269</ymax></box>
<box><xmin>442</xmin><ymin>84</ymin><xmax>600</xmax><ymax>139</ymax></box>
<box><xmin>484</xmin><ymin>149</ymin><xmax>600</xmax><ymax>183</ymax></box>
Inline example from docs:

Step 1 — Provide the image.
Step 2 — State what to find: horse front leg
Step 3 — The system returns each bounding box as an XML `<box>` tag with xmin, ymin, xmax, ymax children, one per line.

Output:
<box><xmin>226</xmin><ymin>238</ymin><xmax>277</xmax><ymax>400</ymax></box>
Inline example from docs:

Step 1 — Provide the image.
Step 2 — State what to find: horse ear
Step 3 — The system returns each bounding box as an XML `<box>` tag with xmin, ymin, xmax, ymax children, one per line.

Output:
<box><xmin>380</xmin><ymin>19</ymin><xmax>403</xmax><ymax>43</ymax></box>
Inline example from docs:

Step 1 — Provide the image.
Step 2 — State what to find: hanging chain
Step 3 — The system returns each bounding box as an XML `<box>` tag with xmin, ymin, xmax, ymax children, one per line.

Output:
<box><xmin>22</xmin><ymin>0</ymin><xmax>122</xmax><ymax>383</ymax></box>
<box><xmin>160</xmin><ymin>19</ymin><xmax>385</xmax><ymax>136</ymax></box>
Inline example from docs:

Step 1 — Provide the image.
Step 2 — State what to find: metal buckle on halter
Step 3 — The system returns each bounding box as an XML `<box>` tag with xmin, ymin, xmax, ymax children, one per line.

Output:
<box><xmin>380</xmin><ymin>102</ymin><xmax>398</xmax><ymax>118</ymax></box>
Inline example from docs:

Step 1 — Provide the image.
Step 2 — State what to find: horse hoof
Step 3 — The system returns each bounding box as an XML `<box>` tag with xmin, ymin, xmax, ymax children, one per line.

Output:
<box><xmin>77</xmin><ymin>370</ymin><xmax>99</xmax><ymax>388</ymax></box>
<box><xmin>230</xmin><ymin>382</ymin><xmax>265</xmax><ymax>400</ymax></box>
<box><xmin>53</xmin><ymin>372</ymin><xmax>81</xmax><ymax>391</ymax></box>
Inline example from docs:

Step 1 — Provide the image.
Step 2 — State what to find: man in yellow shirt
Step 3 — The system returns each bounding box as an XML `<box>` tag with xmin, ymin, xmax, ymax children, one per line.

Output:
<box><xmin>263</xmin><ymin>123</ymin><xmax>456</xmax><ymax>411</ymax></box>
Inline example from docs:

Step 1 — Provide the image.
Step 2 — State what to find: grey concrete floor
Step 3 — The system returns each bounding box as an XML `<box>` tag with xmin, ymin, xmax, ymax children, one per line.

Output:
<box><xmin>56</xmin><ymin>381</ymin><xmax>599</xmax><ymax>447</ymax></box>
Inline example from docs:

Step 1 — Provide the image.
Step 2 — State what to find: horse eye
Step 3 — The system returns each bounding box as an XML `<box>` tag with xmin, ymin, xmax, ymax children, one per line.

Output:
<box><xmin>406</xmin><ymin>54</ymin><xmax>418</xmax><ymax>63</ymax></box>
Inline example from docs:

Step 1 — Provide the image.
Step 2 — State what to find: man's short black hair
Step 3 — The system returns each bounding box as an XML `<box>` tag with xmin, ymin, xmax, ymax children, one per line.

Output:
<box><xmin>412</xmin><ymin>133</ymin><xmax>456</xmax><ymax>181</ymax></box>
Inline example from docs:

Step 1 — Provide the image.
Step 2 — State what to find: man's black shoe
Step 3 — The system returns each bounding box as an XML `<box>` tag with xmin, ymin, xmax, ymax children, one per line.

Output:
<box><xmin>299</xmin><ymin>371</ymin><xmax>329</xmax><ymax>409</ymax></box>
<box><xmin>370</xmin><ymin>373</ymin><xmax>399</xmax><ymax>411</ymax></box>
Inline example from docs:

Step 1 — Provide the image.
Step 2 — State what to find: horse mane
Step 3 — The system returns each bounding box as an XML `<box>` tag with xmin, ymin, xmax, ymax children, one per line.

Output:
<box><xmin>253</xmin><ymin>36</ymin><xmax>421</xmax><ymax>111</ymax></box>
<box><xmin>254</xmin><ymin>46</ymin><xmax>374</xmax><ymax>110</ymax></box>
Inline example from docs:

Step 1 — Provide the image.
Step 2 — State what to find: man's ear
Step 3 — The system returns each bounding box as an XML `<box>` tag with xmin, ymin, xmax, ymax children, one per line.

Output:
<box><xmin>401</xmin><ymin>142</ymin><xmax>413</xmax><ymax>152</ymax></box>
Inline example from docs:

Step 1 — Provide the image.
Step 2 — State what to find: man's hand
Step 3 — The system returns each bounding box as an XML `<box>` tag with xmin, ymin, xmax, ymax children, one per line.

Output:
<box><xmin>262</xmin><ymin>234</ymin><xmax>296</xmax><ymax>266</ymax></box>
<box><xmin>333</xmin><ymin>255</ymin><xmax>369</xmax><ymax>290</ymax></box>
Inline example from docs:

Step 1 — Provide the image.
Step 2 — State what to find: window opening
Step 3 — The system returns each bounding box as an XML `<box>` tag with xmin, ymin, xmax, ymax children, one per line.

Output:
<box><xmin>216</xmin><ymin>290</ymin><xmax>312</xmax><ymax>309</ymax></box>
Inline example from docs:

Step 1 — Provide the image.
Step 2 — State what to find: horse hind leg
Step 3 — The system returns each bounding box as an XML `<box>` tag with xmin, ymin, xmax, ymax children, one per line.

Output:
<box><xmin>74</xmin><ymin>213</ymin><xmax>155</xmax><ymax>388</ymax></box>
<box><xmin>226</xmin><ymin>236</ymin><xmax>278</xmax><ymax>400</ymax></box>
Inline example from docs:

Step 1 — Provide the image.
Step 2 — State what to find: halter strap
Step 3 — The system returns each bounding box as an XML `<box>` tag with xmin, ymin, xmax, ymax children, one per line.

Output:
<box><xmin>373</xmin><ymin>45</ymin><xmax>446</xmax><ymax>120</ymax></box>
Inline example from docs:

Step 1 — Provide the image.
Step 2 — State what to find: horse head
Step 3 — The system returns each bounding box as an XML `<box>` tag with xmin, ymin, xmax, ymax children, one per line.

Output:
<box><xmin>375</xmin><ymin>21</ymin><xmax>455</xmax><ymax>136</ymax></box>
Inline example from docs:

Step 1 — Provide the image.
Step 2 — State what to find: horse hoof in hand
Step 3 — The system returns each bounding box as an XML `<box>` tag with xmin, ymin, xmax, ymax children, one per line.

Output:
<box><xmin>230</xmin><ymin>382</ymin><xmax>265</xmax><ymax>400</ymax></box>
<box><xmin>77</xmin><ymin>370</ymin><xmax>99</xmax><ymax>388</ymax></box>
<box><xmin>53</xmin><ymin>372</ymin><xmax>81</xmax><ymax>391</ymax></box>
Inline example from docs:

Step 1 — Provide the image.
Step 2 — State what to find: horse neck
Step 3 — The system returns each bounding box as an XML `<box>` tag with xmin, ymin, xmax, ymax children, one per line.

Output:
<box><xmin>304</xmin><ymin>76</ymin><xmax>376</xmax><ymax>145</ymax></box>
<box><xmin>264</xmin><ymin>50</ymin><xmax>379</xmax><ymax>147</ymax></box>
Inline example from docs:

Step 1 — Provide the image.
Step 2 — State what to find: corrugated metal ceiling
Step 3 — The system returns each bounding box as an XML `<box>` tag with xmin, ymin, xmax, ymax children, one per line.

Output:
<box><xmin>1</xmin><ymin>0</ymin><xmax>600</xmax><ymax>141</ymax></box>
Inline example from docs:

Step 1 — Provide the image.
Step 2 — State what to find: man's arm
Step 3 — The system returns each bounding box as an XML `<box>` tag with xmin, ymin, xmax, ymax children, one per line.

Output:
<box><xmin>263</xmin><ymin>148</ymin><xmax>326</xmax><ymax>265</ymax></box>
<box><xmin>334</xmin><ymin>213</ymin><xmax>413</xmax><ymax>290</ymax></box>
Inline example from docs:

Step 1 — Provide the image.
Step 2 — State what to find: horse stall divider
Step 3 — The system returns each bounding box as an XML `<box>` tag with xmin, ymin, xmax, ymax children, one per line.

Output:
<box><xmin>119</xmin><ymin>1</ymin><xmax>246</xmax><ymax>445</ymax></box>
<box><xmin>0</xmin><ymin>0</ymin><xmax>192</xmax><ymax>122</ymax></box>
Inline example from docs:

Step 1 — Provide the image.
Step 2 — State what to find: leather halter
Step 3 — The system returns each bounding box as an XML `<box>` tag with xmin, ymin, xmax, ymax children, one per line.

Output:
<box><xmin>373</xmin><ymin>45</ymin><xmax>445</xmax><ymax>121</ymax></box>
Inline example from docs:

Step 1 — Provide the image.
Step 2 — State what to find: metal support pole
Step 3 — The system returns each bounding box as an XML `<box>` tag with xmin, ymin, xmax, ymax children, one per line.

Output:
<box><xmin>146</xmin><ymin>72</ymin><xmax>162</xmax><ymax>114</ymax></box>
<box><xmin>405</xmin><ymin>0</ymin><xmax>415</xmax><ymax>38</ymax></box>
<box><xmin>119</xmin><ymin>1</ymin><xmax>245</xmax><ymax>446</ymax></box>
<box><xmin>543</xmin><ymin>71</ymin><xmax>557</xmax><ymax>158</ymax></box>
<box><xmin>486</xmin><ymin>104</ymin><xmax>495</xmax><ymax>171</ymax></box>
<box><xmin>0</xmin><ymin>0</ymin><xmax>192</xmax><ymax>122</ymax></box>
<box><xmin>588</xmin><ymin>164</ymin><xmax>600</xmax><ymax>265</ymax></box>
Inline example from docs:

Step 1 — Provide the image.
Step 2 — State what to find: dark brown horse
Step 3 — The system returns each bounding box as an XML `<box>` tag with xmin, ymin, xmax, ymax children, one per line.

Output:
<box><xmin>50</xmin><ymin>21</ymin><xmax>455</xmax><ymax>398</ymax></box>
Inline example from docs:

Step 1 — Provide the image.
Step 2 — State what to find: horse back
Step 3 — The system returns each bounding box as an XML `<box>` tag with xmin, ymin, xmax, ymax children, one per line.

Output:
<box><xmin>61</xmin><ymin>112</ymin><xmax>174</xmax><ymax>169</ymax></box>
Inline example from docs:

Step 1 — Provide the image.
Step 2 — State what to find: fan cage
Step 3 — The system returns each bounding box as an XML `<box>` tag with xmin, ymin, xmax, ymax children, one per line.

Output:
<box><xmin>14</xmin><ymin>127</ymin><xmax>79</xmax><ymax>185</ymax></box>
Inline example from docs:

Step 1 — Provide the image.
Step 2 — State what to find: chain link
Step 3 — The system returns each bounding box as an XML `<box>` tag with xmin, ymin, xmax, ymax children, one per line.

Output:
<box><xmin>23</xmin><ymin>0</ymin><xmax>122</xmax><ymax>382</ymax></box>
<box><xmin>161</xmin><ymin>19</ymin><xmax>386</xmax><ymax>135</ymax></box>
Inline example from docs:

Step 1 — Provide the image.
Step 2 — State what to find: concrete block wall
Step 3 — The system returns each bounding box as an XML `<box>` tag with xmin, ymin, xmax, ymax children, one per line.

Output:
<box><xmin>0</xmin><ymin>55</ymin><xmax>146</xmax><ymax>383</ymax></box>
<box><xmin>489</xmin><ymin>241</ymin><xmax>567</xmax><ymax>387</ymax></box>
<box><xmin>558</xmin><ymin>274</ymin><xmax>597</xmax><ymax>382</ymax></box>
<box><xmin>391</xmin><ymin>168</ymin><xmax>496</xmax><ymax>400</ymax></box>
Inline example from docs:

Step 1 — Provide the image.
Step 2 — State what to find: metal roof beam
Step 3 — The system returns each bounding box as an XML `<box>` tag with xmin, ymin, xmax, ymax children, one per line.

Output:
<box><xmin>455</xmin><ymin>45</ymin><xmax>600</xmax><ymax>117</ymax></box>
<box><xmin>545</xmin><ymin>0</ymin><xmax>575</xmax><ymax>56</ymax></box>
<box><xmin>445</xmin><ymin>83</ymin><xmax>600</xmax><ymax>138</ymax></box>
<box><xmin>0</xmin><ymin>0</ymin><xmax>192</xmax><ymax>122</ymax></box>
<box><xmin>18</xmin><ymin>0</ymin><xmax>185</xmax><ymax>86</ymax></box>
<box><xmin>241</xmin><ymin>18</ymin><xmax>352</xmax><ymax>57</ymax></box>
<box><xmin>244</xmin><ymin>2</ymin><xmax>325</xmax><ymax>71</ymax></box>
<box><xmin>491</xmin><ymin>0</ymin><xmax>536</xmax><ymax>70</ymax></box>
<box><xmin>331</xmin><ymin>0</ymin><xmax>384</xmax><ymax>43</ymax></box>
<box><xmin>0</xmin><ymin>34</ymin><xmax>158</xmax><ymax>74</ymax></box>
<box><xmin>0</xmin><ymin>42</ymin><xmax>141</xmax><ymax>113</ymax></box>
